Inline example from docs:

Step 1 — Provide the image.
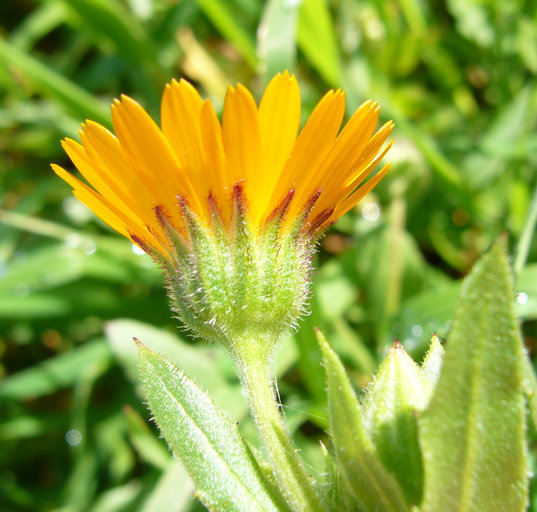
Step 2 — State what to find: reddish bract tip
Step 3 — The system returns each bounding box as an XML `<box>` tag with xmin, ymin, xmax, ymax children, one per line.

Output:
<box><xmin>265</xmin><ymin>188</ymin><xmax>295</xmax><ymax>227</ymax></box>
<box><xmin>393</xmin><ymin>339</ymin><xmax>403</xmax><ymax>349</ymax></box>
<box><xmin>129</xmin><ymin>233</ymin><xmax>151</xmax><ymax>254</ymax></box>
<box><xmin>307</xmin><ymin>208</ymin><xmax>334</xmax><ymax>235</ymax></box>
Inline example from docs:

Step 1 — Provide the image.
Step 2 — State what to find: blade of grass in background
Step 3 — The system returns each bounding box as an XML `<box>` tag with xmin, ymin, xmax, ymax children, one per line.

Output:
<box><xmin>52</xmin><ymin>0</ymin><xmax>166</xmax><ymax>102</ymax></box>
<box><xmin>0</xmin><ymin>339</ymin><xmax>112</xmax><ymax>400</ymax></box>
<box><xmin>194</xmin><ymin>0</ymin><xmax>257</xmax><ymax>68</ymax></box>
<box><xmin>10</xmin><ymin>2</ymin><xmax>66</xmax><ymax>51</ymax></box>
<box><xmin>0</xmin><ymin>36</ymin><xmax>110</xmax><ymax>125</ymax></box>
<box><xmin>297</xmin><ymin>0</ymin><xmax>341</xmax><ymax>86</ymax></box>
<box><xmin>257</xmin><ymin>0</ymin><xmax>299</xmax><ymax>85</ymax></box>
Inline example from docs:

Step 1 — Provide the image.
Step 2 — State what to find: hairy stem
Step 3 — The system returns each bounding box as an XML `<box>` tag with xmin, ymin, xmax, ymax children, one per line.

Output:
<box><xmin>232</xmin><ymin>338</ymin><xmax>327</xmax><ymax>512</ymax></box>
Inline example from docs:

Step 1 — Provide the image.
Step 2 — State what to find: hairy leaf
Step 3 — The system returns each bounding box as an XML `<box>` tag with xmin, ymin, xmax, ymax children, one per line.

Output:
<box><xmin>137</xmin><ymin>342</ymin><xmax>279</xmax><ymax>512</ymax></box>
<box><xmin>318</xmin><ymin>330</ymin><xmax>409</xmax><ymax>512</ymax></box>
<box><xmin>419</xmin><ymin>240</ymin><xmax>528</xmax><ymax>512</ymax></box>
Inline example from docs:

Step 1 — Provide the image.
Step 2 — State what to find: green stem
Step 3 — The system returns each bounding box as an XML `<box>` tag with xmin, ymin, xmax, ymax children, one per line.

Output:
<box><xmin>514</xmin><ymin>183</ymin><xmax>537</xmax><ymax>276</ymax></box>
<box><xmin>386</xmin><ymin>194</ymin><xmax>406</xmax><ymax>317</ymax></box>
<box><xmin>232</xmin><ymin>339</ymin><xmax>327</xmax><ymax>512</ymax></box>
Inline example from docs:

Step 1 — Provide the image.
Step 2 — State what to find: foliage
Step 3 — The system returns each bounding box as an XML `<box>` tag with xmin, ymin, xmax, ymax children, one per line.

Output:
<box><xmin>139</xmin><ymin>241</ymin><xmax>529</xmax><ymax>511</ymax></box>
<box><xmin>1</xmin><ymin>0</ymin><xmax>537</xmax><ymax>511</ymax></box>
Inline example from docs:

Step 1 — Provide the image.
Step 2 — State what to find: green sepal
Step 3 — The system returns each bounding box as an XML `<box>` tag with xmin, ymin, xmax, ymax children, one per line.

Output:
<box><xmin>419</xmin><ymin>239</ymin><xmax>528</xmax><ymax>512</ymax></box>
<box><xmin>260</xmin><ymin>189</ymin><xmax>297</xmax><ymax>313</ymax></box>
<box><xmin>153</xmin><ymin>205</ymin><xmax>190</xmax><ymax>263</ymax></box>
<box><xmin>317</xmin><ymin>329</ymin><xmax>409</xmax><ymax>512</ymax></box>
<box><xmin>420</xmin><ymin>334</ymin><xmax>444</xmax><ymax>388</ymax></box>
<box><xmin>180</xmin><ymin>197</ymin><xmax>232</xmax><ymax>331</ymax></box>
<box><xmin>157</xmin><ymin>182</ymin><xmax>314</xmax><ymax>352</ymax></box>
<box><xmin>154</xmin><ymin>204</ymin><xmax>213</xmax><ymax>337</ymax></box>
<box><xmin>362</xmin><ymin>341</ymin><xmax>432</xmax><ymax>506</ymax></box>
<box><xmin>136</xmin><ymin>341</ymin><xmax>280</xmax><ymax>512</ymax></box>
<box><xmin>230</xmin><ymin>183</ymin><xmax>255</xmax><ymax>311</ymax></box>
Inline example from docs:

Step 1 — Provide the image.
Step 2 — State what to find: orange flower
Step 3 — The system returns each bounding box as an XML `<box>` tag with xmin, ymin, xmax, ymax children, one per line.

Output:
<box><xmin>52</xmin><ymin>71</ymin><xmax>393</xmax><ymax>260</ymax></box>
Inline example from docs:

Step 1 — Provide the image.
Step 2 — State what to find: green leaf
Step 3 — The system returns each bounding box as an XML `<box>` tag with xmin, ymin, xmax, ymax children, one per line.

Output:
<box><xmin>55</xmin><ymin>0</ymin><xmax>165</xmax><ymax>100</ymax></box>
<box><xmin>481</xmin><ymin>84</ymin><xmax>535</xmax><ymax>160</ymax></box>
<box><xmin>362</xmin><ymin>342</ymin><xmax>432</xmax><ymax>506</ymax></box>
<box><xmin>106</xmin><ymin>319</ymin><xmax>246</xmax><ymax>419</ymax></box>
<box><xmin>0</xmin><ymin>293</ymin><xmax>71</xmax><ymax>318</ymax></box>
<box><xmin>123</xmin><ymin>405</ymin><xmax>171</xmax><ymax>470</ymax></box>
<box><xmin>139</xmin><ymin>459</ymin><xmax>194</xmax><ymax>512</ymax></box>
<box><xmin>391</xmin><ymin>263</ymin><xmax>537</xmax><ymax>351</ymax></box>
<box><xmin>446</xmin><ymin>0</ymin><xmax>495</xmax><ymax>47</ymax></box>
<box><xmin>316</xmin><ymin>260</ymin><xmax>357</xmax><ymax>320</ymax></box>
<box><xmin>137</xmin><ymin>342</ymin><xmax>279</xmax><ymax>512</ymax></box>
<box><xmin>317</xmin><ymin>329</ymin><xmax>409</xmax><ymax>512</ymax></box>
<box><xmin>352</xmin><ymin>224</ymin><xmax>430</xmax><ymax>330</ymax></box>
<box><xmin>87</xmin><ymin>481</ymin><xmax>141</xmax><ymax>512</ymax></box>
<box><xmin>522</xmin><ymin>353</ymin><xmax>537</xmax><ymax>431</ymax></box>
<box><xmin>293</xmin><ymin>294</ymin><xmax>327</xmax><ymax>404</ymax></box>
<box><xmin>56</xmin><ymin>0</ymin><xmax>157</xmax><ymax>68</ymax></box>
<box><xmin>0</xmin><ymin>35</ymin><xmax>110</xmax><ymax>125</ymax></box>
<box><xmin>0</xmin><ymin>339</ymin><xmax>112</xmax><ymax>399</ymax></box>
<box><xmin>194</xmin><ymin>0</ymin><xmax>257</xmax><ymax>68</ymax></box>
<box><xmin>0</xmin><ymin>415</ymin><xmax>48</xmax><ymax>440</ymax></box>
<box><xmin>11</xmin><ymin>2</ymin><xmax>66</xmax><ymax>51</ymax></box>
<box><xmin>419</xmin><ymin>240</ymin><xmax>528</xmax><ymax>512</ymax></box>
<box><xmin>257</xmin><ymin>0</ymin><xmax>299</xmax><ymax>85</ymax></box>
<box><xmin>297</xmin><ymin>0</ymin><xmax>341</xmax><ymax>86</ymax></box>
<box><xmin>0</xmin><ymin>246</ymin><xmax>84</xmax><ymax>295</ymax></box>
<box><xmin>514</xmin><ymin>182</ymin><xmax>537</xmax><ymax>276</ymax></box>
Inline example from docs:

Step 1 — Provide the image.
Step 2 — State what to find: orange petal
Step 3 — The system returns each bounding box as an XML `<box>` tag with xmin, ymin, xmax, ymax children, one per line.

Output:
<box><xmin>52</xmin><ymin>163</ymin><xmax>168</xmax><ymax>254</ymax></box>
<box><xmin>275</xmin><ymin>89</ymin><xmax>346</xmax><ymax>221</ymax></box>
<box><xmin>79</xmin><ymin>122</ymin><xmax>163</xmax><ymax>233</ymax></box>
<box><xmin>161</xmin><ymin>79</ymin><xmax>208</xmax><ymax>198</ymax></box>
<box><xmin>200</xmin><ymin>100</ymin><xmax>231</xmax><ymax>219</ymax></box>
<box><xmin>222</xmin><ymin>84</ymin><xmax>260</xmax><ymax>195</ymax></box>
<box><xmin>112</xmin><ymin>95</ymin><xmax>206</xmax><ymax>221</ymax></box>
<box><xmin>312</xmin><ymin>102</ymin><xmax>379</xmax><ymax>196</ymax></box>
<box><xmin>315</xmin><ymin>137</ymin><xmax>394</xmax><ymax>215</ymax></box>
<box><xmin>255</xmin><ymin>71</ymin><xmax>300</xmax><ymax>223</ymax></box>
<box><xmin>61</xmin><ymin>137</ymin><xmax>155</xmax><ymax>233</ymax></box>
<box><xmin>332</xmin><ymin>164</ymin><xmax>391</xmax><ymax>221</ymax></box>
<box><xmin>347</xmin><ymin>121</ymin><xmax>395</xmax><ymax>180</ymax></box>
<box><xmin>345</xmin><ymin>139</ymin><xmax>394</xmax><ymax>190</ymax></box>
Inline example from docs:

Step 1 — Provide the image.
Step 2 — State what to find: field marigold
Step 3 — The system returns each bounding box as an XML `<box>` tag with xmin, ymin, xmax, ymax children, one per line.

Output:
<box><xmin>53</xmin><ymin>72</ymin><xmax>393</xmax><ymax>346</ymax></box>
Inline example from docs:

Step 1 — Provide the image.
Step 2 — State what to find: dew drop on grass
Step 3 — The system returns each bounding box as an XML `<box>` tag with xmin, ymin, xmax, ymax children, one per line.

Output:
<box><xmin>362</xmin><ymin>202</ymin><xmax>380</xmax><ymax>222</ymax></box>
<box><xmin>411</xmin><ymin>324</ymin><xmax>424</xmax><ymax>337</ymax></box>
<box><xmin>65</xmin><ymin>429</ymin><xmax>82</xmax><ymax>446</ymax></box>
<box><xmin>516</xmin><ymin>292</ymin><xmax>528</xmax><ymax>305</ymax></box>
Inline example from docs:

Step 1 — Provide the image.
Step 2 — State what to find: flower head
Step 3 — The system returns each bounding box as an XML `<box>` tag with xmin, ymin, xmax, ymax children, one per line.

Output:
<box><xmin>53</xmin><ymin>72</ymin><xmax>393</xmax><ymax>347</ymax></box>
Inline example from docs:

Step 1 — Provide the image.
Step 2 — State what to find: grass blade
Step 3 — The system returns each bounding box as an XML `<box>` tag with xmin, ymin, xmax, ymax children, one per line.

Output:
<box><xmin>0</xmin><ymin>35</ymin><xmax>110</xmax><ymax>125</ymax></box>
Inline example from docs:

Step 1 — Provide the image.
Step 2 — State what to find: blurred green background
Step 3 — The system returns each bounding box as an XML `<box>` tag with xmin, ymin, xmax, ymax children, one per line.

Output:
<box><xmin>1</xmin><ymin>0</ymin><xmax>537</xmax><ymax>510</ymax></box>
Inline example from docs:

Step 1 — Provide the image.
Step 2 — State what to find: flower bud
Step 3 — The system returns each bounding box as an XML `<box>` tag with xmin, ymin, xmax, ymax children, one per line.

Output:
<box><xmin>362</xmin><ymin>341</ymin><xmax>432</xmax><ymax>505</ymax></box>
